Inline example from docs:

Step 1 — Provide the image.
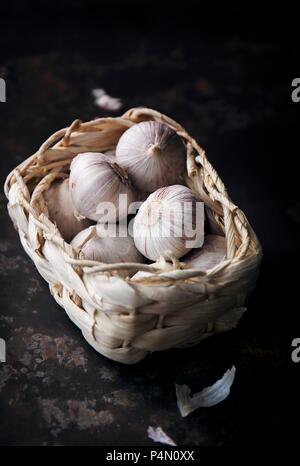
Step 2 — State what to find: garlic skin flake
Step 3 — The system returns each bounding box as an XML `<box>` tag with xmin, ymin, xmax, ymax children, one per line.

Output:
<box><xmin>184</xmin><ymin>234</ymin><xmax>226</xmax><ymax>270</ymax></box>
<box><xmin>69</xmin><ymin>152</ymin><xmax>136</xmax><ymax>223</ymax></box>
<box><xmin>92</xmin><ymin>88</ymin><xmax>123</xmax><ymax>112</ymax></box>
<box><xmin>116</xmin><ymin>121</ymin><xmax>186</xmax><ymax>192</ymax></box>
<box><xmin>71</xmin><ymin>225</ymin><xmax>145</xmax><ymax>278</ymax></box>
<box><xmin>176</xmin><ymin>366</ymin><xmax>236</xmax><ymax>417</ymax></box>
<box><xmin>133</xmin><ymin>185</ymin><xmax>204</xmax><ymax>261</ymax></box>
<box><xmin>43</xmin><ymin>178</ymin><xmax>92</xmax><ymax>242</ymax></box>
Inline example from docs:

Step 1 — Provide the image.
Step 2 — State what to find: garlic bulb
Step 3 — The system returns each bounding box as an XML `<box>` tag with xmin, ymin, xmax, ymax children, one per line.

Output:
<box><xmin>71</xmin><ymin>224</ymin><xmax>145</xmax><ymax>278</ymax></box>
<box><xmin>116</xmin><ymin>121</ymin><xmax>186</xmax><ymax>192</ymax></box>
<box><xmin>69</xmin><ymin>152</ymin><xmax>136</xmax><ymax>222</ymax></box>
<box><xmin>184</xmin><ymin>234</ymin><xmax>226</xmax><ymax>270</ymax></box>
<box><xmin>133</xmin><ymin>185</ymin><xmax>204</xmax><ymax>261</ymax></box>
<box><xmin>43</xmin><ymin>178</ymin><xmax>92</xmax><ymax>242</ymax></box>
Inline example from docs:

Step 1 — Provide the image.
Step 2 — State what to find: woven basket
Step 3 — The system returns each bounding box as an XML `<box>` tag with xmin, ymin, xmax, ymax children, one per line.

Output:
<box><xmin>4</xmin><ymin>107</ymin><xmax>262</xmax><ymax>364</ymax></box>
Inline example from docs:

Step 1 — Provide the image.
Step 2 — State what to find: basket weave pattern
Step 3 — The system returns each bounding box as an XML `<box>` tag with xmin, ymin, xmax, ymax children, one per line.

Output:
<box><xmin>4</xmin><ymin>108</ymin><xmax>262</xmax><ymax>364</ymax></box>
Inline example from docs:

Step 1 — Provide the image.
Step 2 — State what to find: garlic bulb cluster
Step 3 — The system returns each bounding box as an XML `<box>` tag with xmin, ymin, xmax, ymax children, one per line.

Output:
<box><xmin>133</xmin><ymin>185</ymin><xmax>204</xmax><ymax>261</ymax></box>
<box><xmin>44</xmin><ymin>179</ymin><xmax>92</xmax><ymax>242</ymax></box>
<box><xmin>116</xmin><ymin>121</ymin><xmax>186</xmax><ymax>192</ymax></box>
<box><xmin>69</xmin><ymin>152</ymin><xmax>136</xmax><ymax>222</ymax></box>
<box><xmin>184</xmin><ymin>234</ymin><xmax>226</xmax><ymax>270</ymax></box>
<box><xmin>62</xmin><ymin>117</ymin><xmax>211</xmax><ymax>277</ymax></box>
<box><xmin>71</xmin><ymin>225</ymin><xmax>145</xmax><ymax>277</ymax></box>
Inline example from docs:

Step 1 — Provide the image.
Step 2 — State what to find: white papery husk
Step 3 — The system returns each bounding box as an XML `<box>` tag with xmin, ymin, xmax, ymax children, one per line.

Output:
<box><xmin>184</xmin><ymin>234</ymin><xmax>226</xmax><ymax>271</ymax></box>
<box><xmin>147</xmin><ymin>426</ymin><xmax>177</xmax><ymax>446</ymax></box>
<box><xmin>92</xmin><ymin>88</ymin><xmax>123</xmax><ymax>111</ymax></box>
<box><xmin>176</xmin><ymin>366</ymin><xmax>236</xmax><ymax>417</ymax></box>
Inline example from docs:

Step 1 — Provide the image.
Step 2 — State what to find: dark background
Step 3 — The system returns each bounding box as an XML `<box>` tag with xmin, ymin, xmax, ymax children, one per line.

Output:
<box><xmin>0</xmin><ymin>1</ymin><xmax>299</xmax><ymax>447</ymax></box>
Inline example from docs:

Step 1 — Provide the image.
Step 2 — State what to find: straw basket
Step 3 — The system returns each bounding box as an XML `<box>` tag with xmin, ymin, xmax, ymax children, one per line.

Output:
<box><xmin>4</xmin><ymin>107</ymin><xmax>262</xmax><ymax>364</ymax></box>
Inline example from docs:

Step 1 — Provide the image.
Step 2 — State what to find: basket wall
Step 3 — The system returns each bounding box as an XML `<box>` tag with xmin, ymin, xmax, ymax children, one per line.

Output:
<box><xmin>4</xmin><ymin>108</ymin><xmax>262</xmax><ymax>364</ymax></box>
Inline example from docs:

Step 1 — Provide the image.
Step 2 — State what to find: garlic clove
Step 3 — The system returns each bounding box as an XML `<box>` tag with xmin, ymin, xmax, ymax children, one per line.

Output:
<box><xmin>71</xmin><ymin>224</ymin><xmax>145</xmax><ymax>278</ymax></box>
<box><xmin>69</xmin><ymin>152</ymin><xmax>137</xmax><ymax>223</ymax></box>
<box><xmin>184</xmin><ymin>234</ymin><xmax>226</xmax><ymax>270</ymax></box>
<box><xmin>116</xmin><ymin>121</ymin><xmax>186</xmax><ymax>192</ymax></box>
<box><xmin>43</xmin><ymin>178</ymin><xmax>93</xmax><ymax>243</ymax></box>
<box><xmin>92</xmin><ymin>89</ymin><xmax>123</xmax><ymax>111</ymax></box>
<box><xmin>133</xmin><ymin>185</ymin><xmax>204</xmax><ymax>261</ymax></box>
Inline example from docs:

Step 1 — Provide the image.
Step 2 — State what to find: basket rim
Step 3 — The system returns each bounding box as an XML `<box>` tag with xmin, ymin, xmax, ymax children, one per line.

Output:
<box><xmin>4</xmin><ymin>106</ymin><xmax>262</xmax><ymax>286</ymax></box>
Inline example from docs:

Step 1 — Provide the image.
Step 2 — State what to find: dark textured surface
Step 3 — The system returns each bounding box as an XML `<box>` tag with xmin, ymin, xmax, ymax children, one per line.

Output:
<box><xmin>0</xmin><ymin>8</ymin><xmax>300</xmax><ymax>446</ymax></box>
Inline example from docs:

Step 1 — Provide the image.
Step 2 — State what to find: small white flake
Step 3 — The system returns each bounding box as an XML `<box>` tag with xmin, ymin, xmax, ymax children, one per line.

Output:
<box><xmin>92</xmin><ymin>88</ymin><xmax>122</xmax><ymax>112</ymax></box>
